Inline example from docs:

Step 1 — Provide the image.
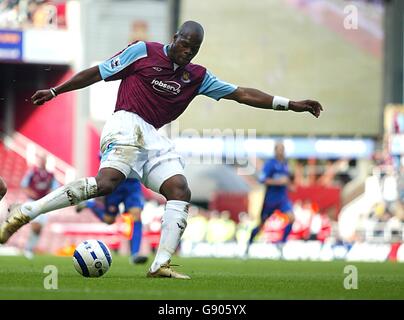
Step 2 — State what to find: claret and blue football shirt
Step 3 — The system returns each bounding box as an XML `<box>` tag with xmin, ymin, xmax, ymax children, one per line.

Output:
<box><xmin>98</xmin><ymin>41</ymin><xmax>237</xmax><ymax>129</ymax></box>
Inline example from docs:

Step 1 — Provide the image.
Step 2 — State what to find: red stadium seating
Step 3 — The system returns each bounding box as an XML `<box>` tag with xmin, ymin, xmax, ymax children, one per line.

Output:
<box><xmin>0</xmin><ymin>141</ymin><xmax>28</xmax><ymax>190</ymax></box>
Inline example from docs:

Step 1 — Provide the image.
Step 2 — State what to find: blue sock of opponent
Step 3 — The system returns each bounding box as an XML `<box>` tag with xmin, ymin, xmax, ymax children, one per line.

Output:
<box><xmin>282</xmin><ymin>223</ymin><xmax>293</xmax><ymax>243</ymax></box>
<box><xmin>248</xmin><ymin>226</ymin><xmax>261</xmax><ymax>245</ymax></box>
<box><xmin>130</xmin><ymin>220</ymin><xmax>142</xmax><ymax>256</ymax></box>
<box><xmin>86</xmin><ymin>200</ymin><xmax>105</xmax><ymax>222</ymax></box>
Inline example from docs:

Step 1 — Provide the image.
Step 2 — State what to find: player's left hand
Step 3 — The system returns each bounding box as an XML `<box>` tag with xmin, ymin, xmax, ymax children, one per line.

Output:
<box><xmin>289</xmin><ymin>100</ymin><xmax>323</xmax><ymax>118</ymax></box>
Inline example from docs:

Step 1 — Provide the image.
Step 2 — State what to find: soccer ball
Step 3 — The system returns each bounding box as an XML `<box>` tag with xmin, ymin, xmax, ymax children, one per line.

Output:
<box><xmin>73</xmin><ymin>239</ymin><xmax>112</xmax><ymax>277</ymax></box>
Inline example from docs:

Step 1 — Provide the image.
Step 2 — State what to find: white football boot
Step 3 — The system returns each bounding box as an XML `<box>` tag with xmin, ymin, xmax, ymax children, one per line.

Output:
<box><xmin>147</xmin><ymin>260</ymin><xmax>191</xmax><ymax>280</ymax></box>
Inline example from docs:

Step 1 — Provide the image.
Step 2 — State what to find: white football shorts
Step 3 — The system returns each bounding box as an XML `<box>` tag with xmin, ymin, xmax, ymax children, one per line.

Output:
<box><xmin>99</xmin><ymin>110</ymin><xmax>185</xmax><ymax>193</ymax></box>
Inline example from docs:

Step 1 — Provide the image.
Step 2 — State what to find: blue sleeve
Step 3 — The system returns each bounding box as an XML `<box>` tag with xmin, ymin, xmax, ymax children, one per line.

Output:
<box><xmin>258</xmin><ymin>161</ymin><xmax>273</xmax><ymax>183</ymax></box>
<box><xmin>20</xmin><ymin>171</ymin><xmax>33</xmax><ymax>188</ymax></box>
<box><xmin>127</xmin><ymin>178</ymin><xmax>142</xmax><ymax>194</ymax></box>
<box><xmin>98</xmin><ymin>41</ymin><xmax>147</xmax><ymax>80</ymax></box>
<box><xmin>198</xmin><ymin>70</ymin><xmax>237</xmax><ymax>100</ymax></box>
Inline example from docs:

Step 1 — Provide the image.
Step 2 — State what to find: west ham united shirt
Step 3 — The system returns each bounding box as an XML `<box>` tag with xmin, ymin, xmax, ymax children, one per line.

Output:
<box><xmin>98</xmin><ymin>41</ymin><xmax>237</xmax><ymax>129</ymax></box>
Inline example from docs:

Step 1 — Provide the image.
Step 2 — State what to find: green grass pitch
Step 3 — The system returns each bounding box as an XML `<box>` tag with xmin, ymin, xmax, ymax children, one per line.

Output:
<box><xmin>0</xmin><ymin>255</ymin><xmax>403</xmax><ymax>299</ymax></box>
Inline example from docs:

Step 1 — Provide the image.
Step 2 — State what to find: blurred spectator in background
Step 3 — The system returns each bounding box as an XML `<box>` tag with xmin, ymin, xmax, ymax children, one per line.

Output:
<box><xmin>129</xmin><ymin>20</ymin><xmax>149</xmax><ymax>42</ymax></box>
<box><xmin>372</xmin><ymin>147</ymin><xmax>394</xmax><ymax>176</ymax></box>
<box><xmin>205</xmin><ymin>211</ymin><xmax>236</xmax><ymax>244</ymax></box>
<box><xmin>0</xmin><ymin>0</ymin><xmax>63</xmax><ymax>29</ymax></box>
<box><xmin>393</xmin><ymin>111</ymin><xmax>404</xmax><ymax>134</ymax></box>
<box><xmin>20</xmin><ymin>154</ymin><xmax>58</xmax><ymax>259</ymax></box>
<box><xmin>206</xmin><ymin>211</ymin><xmax>222</xmax><ymax>244</ymax></box>
<box><xmin>221</xmin><ymin>211</ymin><xmax>236</xmax><ymax>243</ymax></box>
<box><xmin>30</xmin><ymin>1</ymin><xmax>57</xmax><ymax>28</ymax></box>
<box><xmin>235</xmin><ymin>212</ymin><xmax>254</xmax><ymax>245</ymax></box>
<box><xmin>317</xmin><ymin>159</ymin><xmax>349</xmax><ymax>187</ymax></box>
<box><xmin>0</xmin><ymin>0</ymin><xmax>19</xmax><ymax>28</ymax></box>
<box><xmin>307</xmin><ymin>202</ymin><xmax>332</xmax><ymax>242</ymax></box>
<box><xmin>382</xmin><ymin>168</ymin><xmax>398</xmax><ymax>209</ymax></box>
<box><xmin>397</xmin><ymin>161</ymin><xmax>404</xmax><ymax>202</ymax></box>
<box><xmin>182</xmin><ymin>206</ymin><xmax>208</xmax><ymax>243</ymax></box>
<box><xmin>291</xmin><ymin>200</ymin><xmax>313</xmax><ymax>240</ymax></box>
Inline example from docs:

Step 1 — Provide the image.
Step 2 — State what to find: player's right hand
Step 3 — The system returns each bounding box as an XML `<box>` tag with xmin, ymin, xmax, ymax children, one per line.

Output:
<box><xmin>31</xmin><ymin>89</ymin><xmax>54</xmax><ymax>106</ymax></box>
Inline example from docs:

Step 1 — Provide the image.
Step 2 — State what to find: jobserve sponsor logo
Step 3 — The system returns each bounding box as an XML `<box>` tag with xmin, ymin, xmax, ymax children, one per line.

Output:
<box><xmin>151</xmin><ymin>79</ymin><xmax>181</xmax><ymax>95</ymax></box>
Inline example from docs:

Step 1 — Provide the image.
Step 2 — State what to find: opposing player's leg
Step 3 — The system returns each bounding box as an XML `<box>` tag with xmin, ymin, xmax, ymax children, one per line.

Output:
<box><xmin>0</xmin><ymin>177</ymin><xmax>7</xmax><ymax>202</ymax></box>
<box><xmin>127</xmin><ymin>207</ymin><xmax>148</xmax><ymax>264</ymax></box>
<box><xmin>119</xmin><ymin>180</ymin><xmax>147</xmax><ymax>263</ymax></box>
<box><xmin>100</xmin><ymin>188</ymin><xmax>123</xmax><ymax>224</ymax></box>
<box><xmin>81</xmin><ymin>196</ymin><xmax>120</xmax><ymax>224</ymax></box>
<box><xmin>280</xmin><ymin>200</ymin><xmax>295</xmax><ymax>243</ymax></box>
<box><xmin>76</xmin><ymin>198</ymin><xmax>106</xmax><ymax>220</ymax></box>
<box><xmin>245</xmin><ymin>204</ymin><xmax>275</xmax><ymax>256</ymax></box>
<box><xmin>0</xmin><ymin>167</ymin><xmax>125</xmax><ymax>244</ymax></box>
<box><xmin>143</xmin><ymin>159</ymin><xmax>191</xmax><ymax>279</ymax></box>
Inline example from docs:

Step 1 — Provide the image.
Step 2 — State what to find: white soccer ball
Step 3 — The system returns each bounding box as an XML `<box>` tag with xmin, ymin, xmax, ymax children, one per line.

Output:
<box><xmin>73</xmin><ymin>239</ymin><xmax>112</xmax><ymax>277</ymax></box>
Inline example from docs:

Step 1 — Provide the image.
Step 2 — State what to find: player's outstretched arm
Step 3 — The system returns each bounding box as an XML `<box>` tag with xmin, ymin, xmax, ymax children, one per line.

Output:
<box><xmin>31</xmin><ymin>66</ymin><xmax>102</xmax><ymax>106</ymax></box>
<box><xmin>222</xmin><ymin>87</ymin><xmax>323</xmax><ymax>118</ymax></box>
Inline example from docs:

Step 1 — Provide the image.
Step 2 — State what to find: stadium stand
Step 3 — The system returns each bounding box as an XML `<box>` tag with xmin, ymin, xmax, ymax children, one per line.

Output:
<box><xmin>0</xmin><ymin>140</ymin><xmax>27</xmax><ymax>191</ymax></box>
<box><xmin>0</xmin><ymin>0</ymin><xmax>66</xmax><ymax>29</ymax></box>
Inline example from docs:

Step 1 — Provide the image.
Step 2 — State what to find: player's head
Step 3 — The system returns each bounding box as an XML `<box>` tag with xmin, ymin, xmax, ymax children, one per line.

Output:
<box><xmin>274</xmin><ymin>141</ymin><xmax>285</xmax><ymax>159</ymax></box>
<box><xmin>38</xmin><ymin>154</ymin><xmax>47</xmax><ymax>169</ymax></box>
<box><xmin>169</xmin><ymin>20</ymin><xmax>204</xmax><ymax>66</ymax></box>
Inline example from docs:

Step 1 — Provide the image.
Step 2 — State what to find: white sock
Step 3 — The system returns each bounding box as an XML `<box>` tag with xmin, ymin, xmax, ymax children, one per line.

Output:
<box><xmin>21</xmin><ymin>177</ymin><xmax>98</xmax><ymax>219</ymax></box>
<box><xmin>150</xmin><ymin>200</ymin><xmax>189</xmax><ymax>272</ymax></box>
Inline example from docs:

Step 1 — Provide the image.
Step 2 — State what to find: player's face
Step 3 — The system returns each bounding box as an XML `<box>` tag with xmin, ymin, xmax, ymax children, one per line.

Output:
<box><xmin>275</xmin><ymin>144</ymin><xmax>285</xmax><ymax>159</ymax></box>
<box><xmin>170</xmin><ymin>33</ymin><xmax>202</xmax><ymax>66</ymax></box>
<box><xmin>39</xmin><ymin>157</ymin><xmax>47</xmax><ymax>169</ymax></box>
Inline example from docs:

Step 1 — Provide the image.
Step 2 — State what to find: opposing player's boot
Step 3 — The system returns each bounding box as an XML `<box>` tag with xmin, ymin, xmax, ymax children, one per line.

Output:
<box><xmin>147</xmin><ymin>260</ymin><xmax>191</xmax><ymax>280</ymax></box>
<box><xmin>75</xmin><ymin>201</ymin><xmax>88</xmax><ymax>213</ymax></box>
<box><xmin>0</xmin><ymin>204</ymin><xmax>31</xmax><ymax>244</ymax></box>
<box><xmin>131</xmin><ymin>255</ymin><xmax>148</xmax><ymax>264</ymax></box>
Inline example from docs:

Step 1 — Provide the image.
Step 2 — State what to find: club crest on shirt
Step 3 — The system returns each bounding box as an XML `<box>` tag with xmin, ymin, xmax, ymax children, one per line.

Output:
<box><xmin>181</xmin><ymin>71</ymin><xmax>191</xmax><ymax>83</ymax></box>
<box><xmin>110</xmin><ymin>57</ymin><xmax>120</xmax><ymax>69</ymax></box>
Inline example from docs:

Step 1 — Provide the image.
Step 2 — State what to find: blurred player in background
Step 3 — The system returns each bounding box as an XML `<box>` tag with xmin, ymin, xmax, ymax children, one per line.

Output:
<box><xmin>76</xmin><ymin>178</ymin><xmax>148</xmax><ymax>264</ymax></box>
<box><xmin>20</xmin><ymin>155</ymin><xmax>59</xmax><ymax>258</ymax></box>
<box><xmin>0</xmin><ymin>21</ymin><xmax>323</xmax><ymax>279</ymax></box>
<box><xmin>245</xmin><ymin>141</ymin><xmax>295</xmax><ymax>255</ymax></box>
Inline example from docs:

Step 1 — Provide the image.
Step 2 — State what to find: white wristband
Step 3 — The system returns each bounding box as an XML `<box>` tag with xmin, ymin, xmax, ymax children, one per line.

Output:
<box><xmin>272</xmin><ymin>96</ymin><xmax>289</xmax><ymax>111</ymax></box>
<box><xmin>50</xmin><ymin>87</ymin><xmax>57</xmax><ymax>97</ymax></box>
